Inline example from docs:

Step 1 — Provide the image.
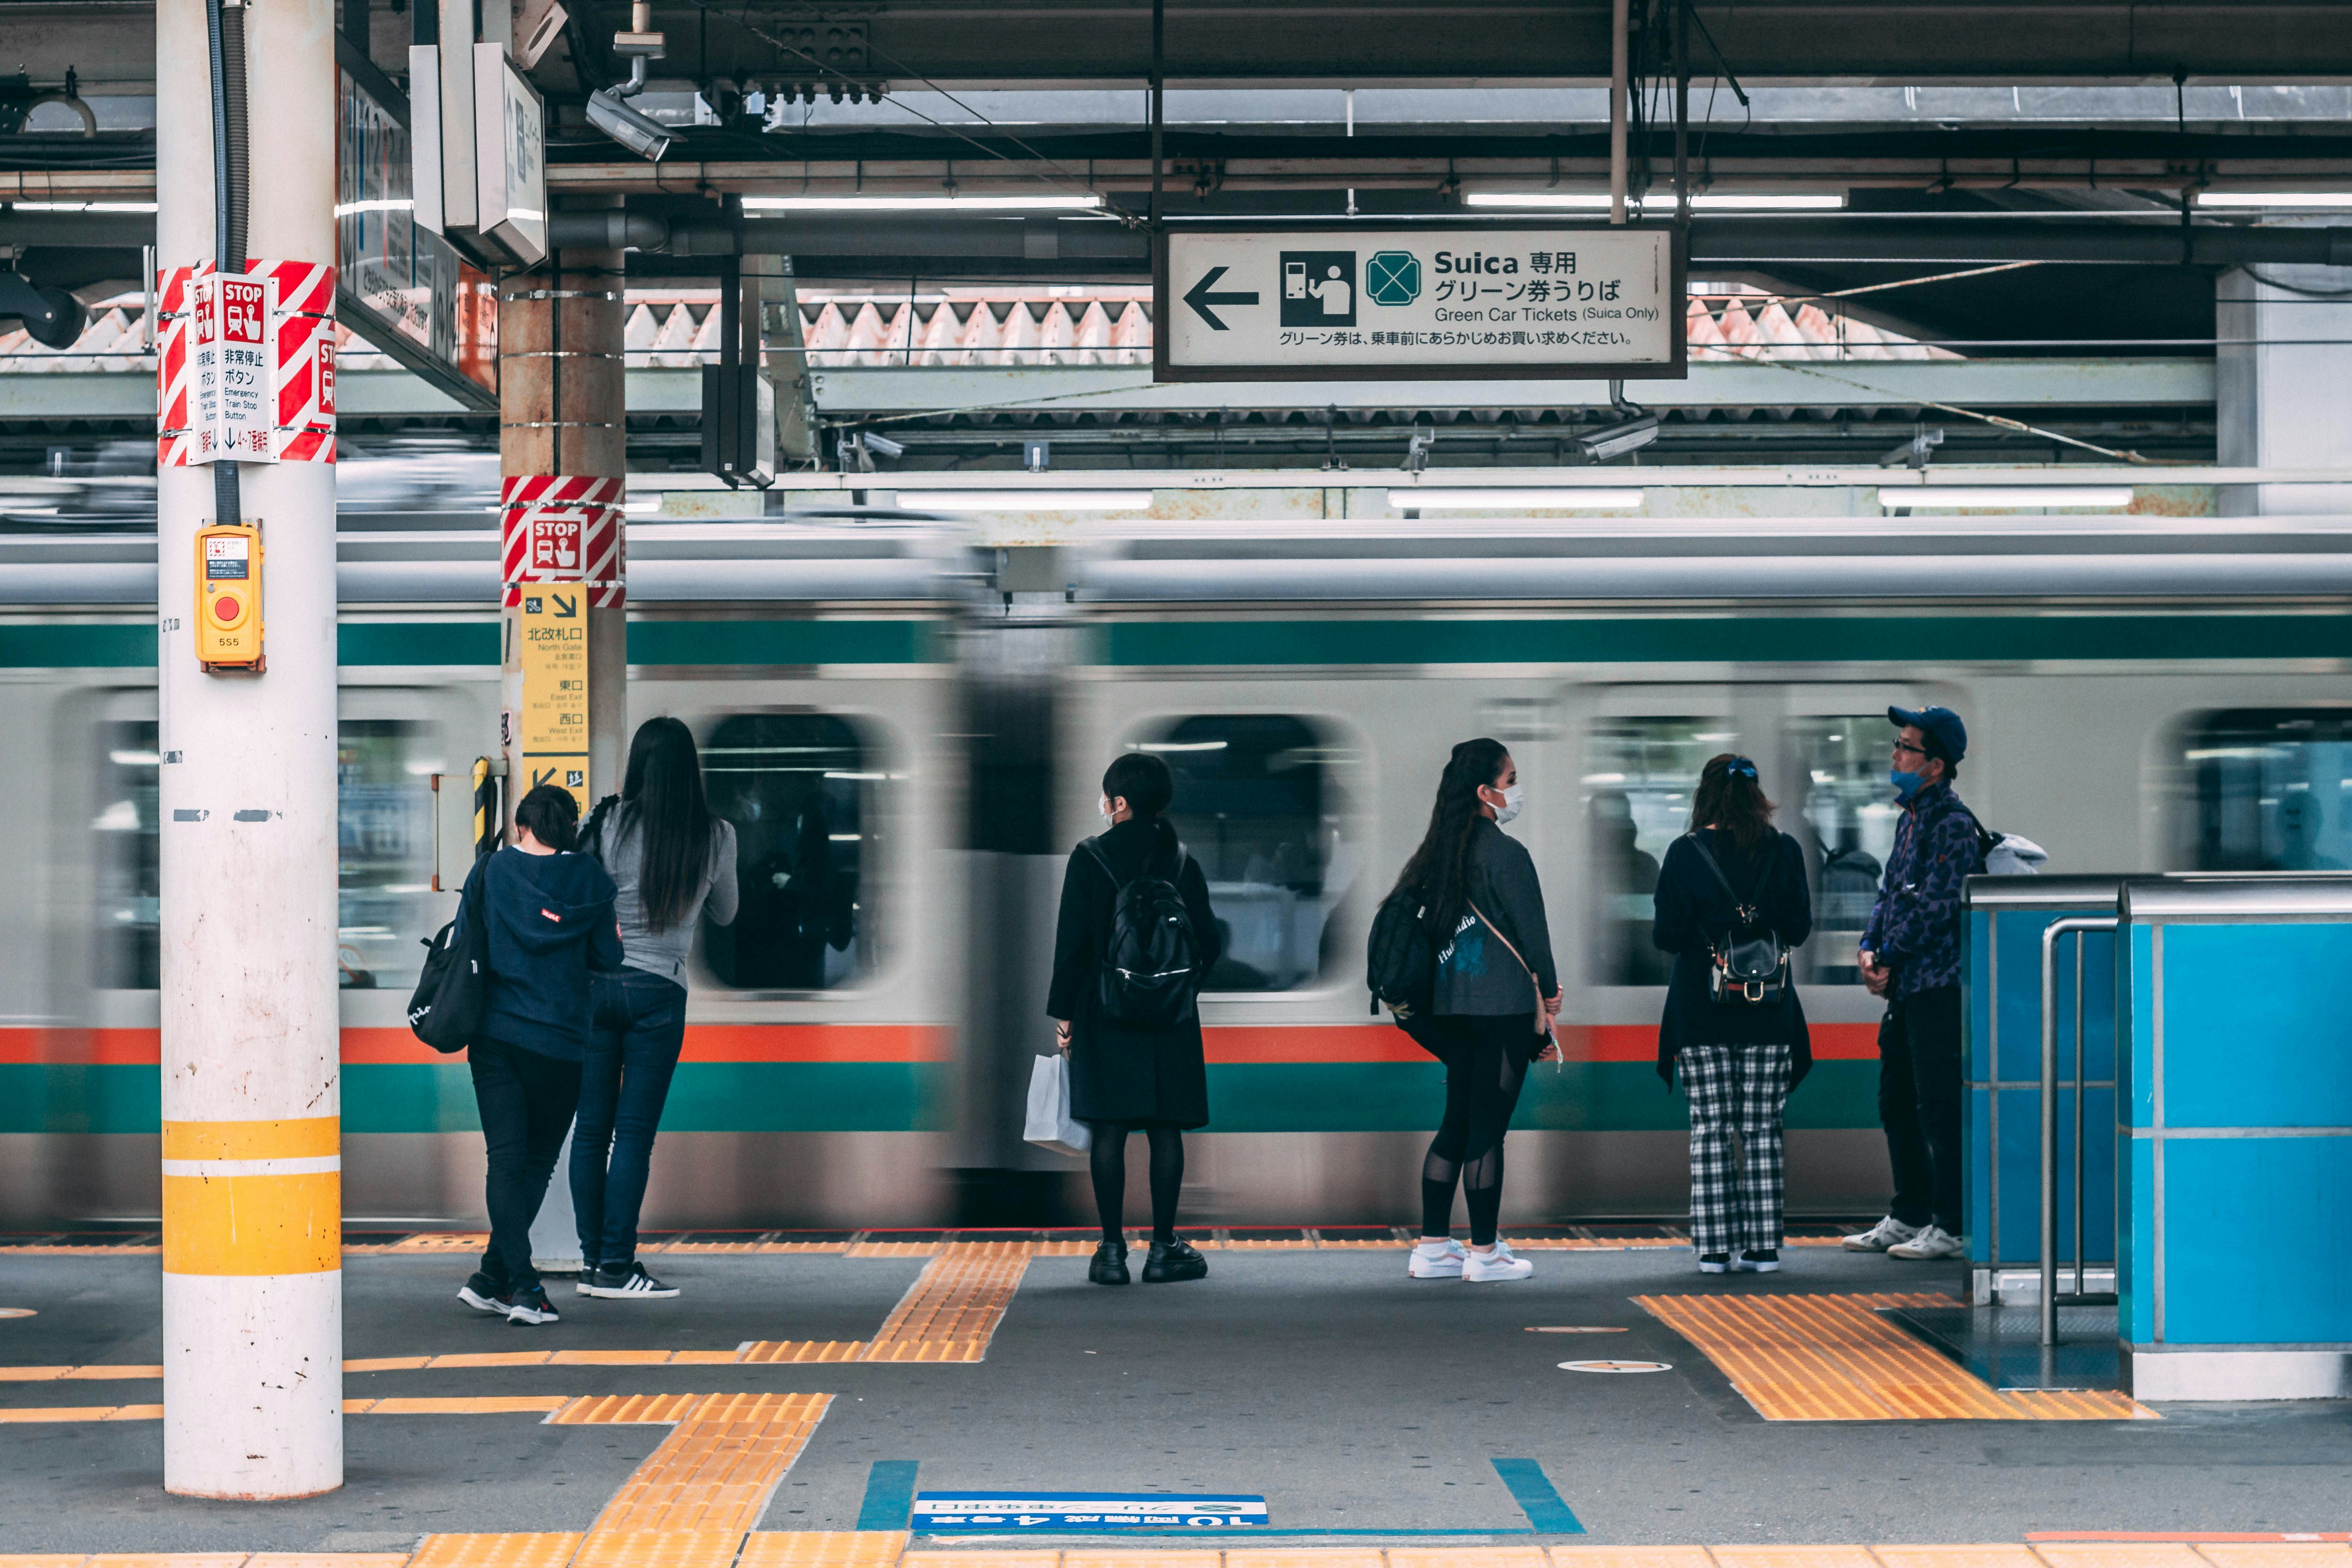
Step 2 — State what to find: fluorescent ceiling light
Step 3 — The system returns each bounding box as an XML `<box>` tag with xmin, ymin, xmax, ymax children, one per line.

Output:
<box><xmin>335</xmin><ymin>199</ymin><xmax>415</xmax><ymax>217</ymax></box>
<box><xmin>2197</xmin><ymin>192</ymin><xmax>2352</xmax><ymax>209</ymax></box>
<box><xmin>896</xmin><ymin>489</ymin><xmax>1152</xmax><ymax>511</ymax></box>
<box><xmin>624</xmin><ymin>495</ymin><xmax>665</xmax><ymax>513</ymax></box>
<box><xmin>1463</xmin><ymin>192</ymin><xmax>1844</xmax><ymax>211</ymax></box>
<box><xmin>11</xmin><ymin>201</ymin><xmax>158</xmax><ymax>213</ymax></box>
<box><xmin>742</xmin><ymin>194</ymin><xmax>1102</xmax><ymax>212</ymax></box>
<box><xmin>1390</xmin><ymin>488</ymin><xmax>1645</xmax><ymax>510</ymax></box>
<box><xmin>1882</xmin><ymin>486</ymin><xmax>2134</xmax><ymax>510</ymax></box>
<box><xmin>1136</xmin><ymin>740</ymin><xmax>1228</xmax><ymax>752</ymax></box>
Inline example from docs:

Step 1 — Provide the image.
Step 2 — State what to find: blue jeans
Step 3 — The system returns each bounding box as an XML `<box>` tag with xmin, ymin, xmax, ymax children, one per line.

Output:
<box><xmin>569</xmin><ymin>969</ymin><xmax>687</xmax><ymax>1269</ymax></box>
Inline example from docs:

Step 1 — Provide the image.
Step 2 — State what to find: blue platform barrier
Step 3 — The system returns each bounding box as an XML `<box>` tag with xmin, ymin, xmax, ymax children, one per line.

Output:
<box><xmin>2117</xmin><ymin>875</ymin><xmax>2352</xmax><ymax>1400</ymax></box>
<box><xmin>1962</xmin><ymin>876</ymin><xmax>2121</xmax><ymax>1305</ymax></box>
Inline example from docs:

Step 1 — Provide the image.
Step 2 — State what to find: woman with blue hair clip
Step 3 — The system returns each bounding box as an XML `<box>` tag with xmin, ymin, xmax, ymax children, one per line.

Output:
<box><xmin>1652</xmin><ymin>754</ymin><xmax>1814</xmax><ymax>1275</ymax></box>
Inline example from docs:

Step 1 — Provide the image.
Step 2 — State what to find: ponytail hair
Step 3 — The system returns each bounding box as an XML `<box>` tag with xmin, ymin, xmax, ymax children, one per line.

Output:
<box><xmin>1389</xmin><ymin>738</ymin><xmax>1511</xmax><ymax>938</ymax></box>
<box><xmin>1690</xmin><ymin>754</ymin><xmax>1776</xmax><ymax>850</ymax></box>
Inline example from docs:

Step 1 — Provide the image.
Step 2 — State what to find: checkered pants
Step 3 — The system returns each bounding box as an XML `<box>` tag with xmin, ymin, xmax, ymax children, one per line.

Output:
<box><xmin>1680</xmin><ymin>1042</ymin><xmax>1794</xmax><ymax>1256</ymax></box>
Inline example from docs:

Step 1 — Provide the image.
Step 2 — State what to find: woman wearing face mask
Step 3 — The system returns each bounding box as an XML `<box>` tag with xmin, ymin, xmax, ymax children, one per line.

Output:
<box><xmin>1392</xmin><ymin>739</ymin><xmax>1561</xmax><ymax>1284</ymax></box>
<box><xmin>1047</xmin><ymin>751</ymin><xmax>1222</xmax><ymax>1286</ymax></box>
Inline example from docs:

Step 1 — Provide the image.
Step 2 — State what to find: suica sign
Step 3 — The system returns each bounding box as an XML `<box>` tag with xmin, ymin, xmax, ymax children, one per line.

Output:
<box><xmin>1155</xmin><ymin>223</ymin><xmax>1685</xmax><ymax>382</ymax></box>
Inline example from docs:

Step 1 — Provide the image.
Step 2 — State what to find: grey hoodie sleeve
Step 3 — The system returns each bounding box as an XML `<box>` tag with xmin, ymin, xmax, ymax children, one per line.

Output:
<box><xmin>704</xmin><ymin>819</ymin><xmax>740</xmax><ymax>928</ymax></box>
<box><xmin>1490</xmin><ymin>833</ymin><xmax>1559</xmax><ymax>997</ymax></box>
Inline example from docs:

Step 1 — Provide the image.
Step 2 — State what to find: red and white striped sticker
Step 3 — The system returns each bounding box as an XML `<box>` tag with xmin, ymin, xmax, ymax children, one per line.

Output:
<box><xmin>500</xmin><ymin>476</ymin><xmax>625</xmax><ymax>608</ymax></box>
<box><xmin>156</xmin><ymin>258</ymin><xmax>338</xmax><ymax>467</ymax></box>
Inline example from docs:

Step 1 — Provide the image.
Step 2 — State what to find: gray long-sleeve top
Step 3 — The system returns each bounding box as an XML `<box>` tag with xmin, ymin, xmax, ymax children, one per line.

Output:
<box><xmin>596</xmin><ymin>810</ymin><xmax>740</xmax><ymax>981</ymax></box>
<box><xmin>1433</xmin><ymin>818</ymin><xmax>1559</xmax><ymax>1016</ymax></box>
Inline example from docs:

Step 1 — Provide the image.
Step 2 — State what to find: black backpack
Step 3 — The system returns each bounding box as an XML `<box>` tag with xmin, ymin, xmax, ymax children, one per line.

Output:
<box><xmin>1082</xmin><ymin>836</ymin><xmax>1203</xmax><ymax>1027</ymax></box>
<box><xmin>407</xmin><ymin>856</ymin><xmax>490</xmax><ymax>1054</ymax></box>
<box><xmin>1685</xmin><ymin>833</ymin><xmax>1790</xmax><ymax>1006</ymax></box>
<box><xmin>1366</xmin><ymin>886</ymin><xmax>1437</xmax><ymax>1021</ymax></box>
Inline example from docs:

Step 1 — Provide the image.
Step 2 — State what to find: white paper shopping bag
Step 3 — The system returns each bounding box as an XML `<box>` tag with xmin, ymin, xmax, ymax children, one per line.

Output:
<box><xmin>1024</xmin><ymin>1053</ymin><xmax>1091</xmax><ymax>1155</ymax></box>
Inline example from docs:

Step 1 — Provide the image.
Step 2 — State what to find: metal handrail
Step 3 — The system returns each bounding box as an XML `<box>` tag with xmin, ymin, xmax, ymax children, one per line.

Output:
<box><xmin>2040</xmin><ymin>915</ymin><xmax>2118</xmax><ymax>1348</ymax></box>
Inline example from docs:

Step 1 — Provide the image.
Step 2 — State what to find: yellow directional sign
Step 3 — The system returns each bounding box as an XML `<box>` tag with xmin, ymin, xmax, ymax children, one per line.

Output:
<box><xmin>517</xmin><ymin>588</ymin><xmax>590</xmax><ymax>811</ymax></box>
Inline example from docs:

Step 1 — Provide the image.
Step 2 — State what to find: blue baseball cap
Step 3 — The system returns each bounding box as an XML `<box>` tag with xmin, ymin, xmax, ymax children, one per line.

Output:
<box><xmin>1889</xmin><ymin>705</ymin><xmax>1967</xmax><ymax>764</ymax></box>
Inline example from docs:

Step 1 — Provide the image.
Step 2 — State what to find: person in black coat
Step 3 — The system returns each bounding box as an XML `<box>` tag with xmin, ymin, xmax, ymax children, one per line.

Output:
<box><xmin>1048</xmin><ymin>751</ymin><xmax>1222</xmax><ymax>1287</ymax></box>
<box><xmin>1653</xmin><ymin>755</ymin><xmax>1814</xmax><ymax>1277</ymax></box>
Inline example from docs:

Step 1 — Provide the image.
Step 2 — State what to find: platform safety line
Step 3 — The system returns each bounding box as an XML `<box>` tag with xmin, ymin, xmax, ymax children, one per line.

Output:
<box><xmin>0</xmin><ymin>1395</ymin><xmax>573</xmax><ymax>1423</ymax></box>
<box><xmin>580</xmin><ymin>1391</ymin><xmax>834</xmax><ymax>1539</ymax></box>
<box><xmin>1634</xmin><ymin>1292</ymin><xmax>2156</xmax><ymax>1422</ymax></box>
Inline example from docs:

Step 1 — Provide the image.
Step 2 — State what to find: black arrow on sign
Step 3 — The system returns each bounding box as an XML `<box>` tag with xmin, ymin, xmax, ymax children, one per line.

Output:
<box><xmin>553</xmin><ymin>591</ymin><xmax>579</xmax><ymax>619</ymax></box>
<box><xmin>532</xmin><ymin>766</ymin><xmax>555</xmax><ymax>788</ymax></box>
<box><xmin>1182</xmin><ymin>266</ymin><xmax>1259</xmax><ymax>331</ymax></box>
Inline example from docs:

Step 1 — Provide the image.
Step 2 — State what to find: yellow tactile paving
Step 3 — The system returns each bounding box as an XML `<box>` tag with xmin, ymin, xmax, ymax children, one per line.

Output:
<box><xmin>590</xmin><ymin>1392</ymin><xmax>832</xmax><ymax>1535</ymax></box>
<box><xmin>1714</xmin><ymin>1548</ymin><xmax>1881</xmax><ymax>1568</ymax></box>
<box><xmin>0</xmin><ymin>1559</ymin><xmax>91</xmax><ymax>1567</ymax></box>
<box><xmin>0</xmin><ymin>1405</ymin><xmax>159</xmax><ymax>1422</ymax></box>
<box><xmin>1550</xmin><ymin>1550</ymin><xmax>1718</xmax><ymax>1568</ymax></box>
<box><xmin>571</xmin><ymin>1531</ymin><xmax>747</xmax><ymax>1568</ymax></box>
<box><xmin>1391</xmin><ymin>1548</ymin><xmax>1552</xmax><ymax>1568</ymax></box>
<box><xmin>0</xmin><ymin>1366</ymin><xmax>164</xmax><ymax>1382</ymax></box>
<box><xmin>863</xmin><ymin>1246</ymin><xmax>1031</xmax><ymax>1362</ymax></box>
<box><xmin>1636</xmin><ymin>1293</ymin><xmax>2154</xmax><ymax>1422</ymax></box>
<box><xmin>243</xmin><ymin>1557</ymin><xmax>415</xmax><ymax>1567</ymax></box>
<box><xmin>740</xmin><ymin>1342</ymin><xmax>871</xmax><ymax>1364</ymax></box>
<box><xmin>554</xmin><ymin>1393</ymin><xmax>715</xmax><ymax>1425</ymax></box>
<box><xmin>903</xmin><ymin>1554</ymin><xmax>1059</xmax><ymax>1568</ymax></box>
<box><xmin>1224</xmin><ymin>1550</ymin><xmax>1387</xmax><ymax>1568</ymax></box>
<box><xmin>349</xmin><ymin>1397</ymin><xmax>573</xmax><ymax>1416</ymax></box>
<box><xmin>1875</xmin><ymin>1548</ymin><xmax>2044</xmax><ymax>1568</ymax></box>
<box><xmin>2194</xmin><ymin>1549</ymin><xmax>2352</xmax><ymax>1568</ymax></box>
<box><xmin>409</xmin><ymin>1535</ymin><xmax>585</xmax><ymax>1568</ymax></box>
<box><xmin>430</xmin><ymin>1353</ymin><xmax>558</xmax><ymax>1369</ymax></box>
<box><xmin>740</xmin><ymin>1532</ymin><xmax>910</xmax><ymax>1568</ymax></box>
<box><xmin>82</xmin><ymin>1558</ymin><xmax>250</xmax><ymax>1568</ymax></box>
<box><xmin>390</xmin><ymin>1233</ymin><xmax>495</xmax><ymax>1253</ymax></box>
<box><xmin>347</xmin><ymin>1357</ymin><xmax>436</xmax><ymax>1372</ymax></box>
<box><xmin>1063</xmin><ymin>1551</ymin><xmax>1224</xmax><ymax>1568</ymax></box>
<box><xmin>845</xmin><ymin>1242</ymin><xmax>944</xmax><ymax>1258</ymax></box>
<box><xmin>2034</xmin><ymin>1549</ymin><xmax>2211</xmax><ymax>1568</ymax></box>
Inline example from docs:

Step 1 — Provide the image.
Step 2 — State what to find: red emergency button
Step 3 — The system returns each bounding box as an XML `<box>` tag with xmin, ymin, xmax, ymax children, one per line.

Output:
<box><xmin>213</xmin><ymin>595</ymin><xmax>242</xmax><ymax>623</ymax></box>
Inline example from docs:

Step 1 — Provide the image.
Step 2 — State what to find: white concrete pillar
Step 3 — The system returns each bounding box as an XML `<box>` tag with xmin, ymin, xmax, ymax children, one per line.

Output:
<box><xmin>2216</xmin><ymin>264</ymin><xmax>2352</xmax><ymax>515</ymax></box>
<box><xmin>156</xmin><ymin>0</ymin><xmax>343</xmax><ymax>1499</ymax></box>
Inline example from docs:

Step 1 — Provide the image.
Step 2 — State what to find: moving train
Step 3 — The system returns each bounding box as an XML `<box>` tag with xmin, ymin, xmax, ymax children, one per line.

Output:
<box><xmin>4</xmin><ymin>468</ymin><xmax>2347</xmax><ymax>1230</ymax></box>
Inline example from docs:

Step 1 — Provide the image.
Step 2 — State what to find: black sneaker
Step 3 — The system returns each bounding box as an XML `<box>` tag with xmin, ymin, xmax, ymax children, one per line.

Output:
<box><xmin>458</xmin><ymin>1273</ymin><xmax>513</xmax><ymax>1314</ymax></box>
<box><xmin>582</xmin><ymin>1261</ymin><xmax>680</xmax><ymax>1300</ymax></box>
<box><xmin>1697</xmin><ymin>1252</ymin><xmax>1733</xmax><ymax>1275</ymax></box>
<box><xmin>575</xmin><ymin>1260</ymin><xmax>600</xmax><ymax>1296</ymax></box>
<box><xmin>505</xmin><ymin>1284</ymin><xmax>561</xmax><ymax>1326</ymax></box>
<box><xmin>1087</xmin><ymin>1241</ymin><xmax>1130</xmax><ymax>1286</ymax></box>
<box><xmin>1142</xmin><ymin>1238</ymin><xmax>1208</xmax><ymax>1284</ymax></box>
<box><xmin>1733</xmin><ymin>1248</ymin><xmax>1781</xmax><ymax>1274</ymax></box>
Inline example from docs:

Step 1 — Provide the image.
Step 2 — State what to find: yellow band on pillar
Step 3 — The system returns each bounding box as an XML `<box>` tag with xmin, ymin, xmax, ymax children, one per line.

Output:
<box><xmin>162</xmin><ymin>1170</ymin><xmax>342</xmax><ymax>1276</ymax></box>
<box><xmin>161</xmin><ymin>1116</ymin><xmax>339</xmax><ymax>1162</ymax></box>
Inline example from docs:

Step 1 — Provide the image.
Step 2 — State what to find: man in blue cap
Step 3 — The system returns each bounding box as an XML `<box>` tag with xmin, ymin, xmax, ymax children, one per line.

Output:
<box><xmin>1844</xmin><ymin>705</ymin><xmax>1986</xmax><ymax>1262</ymax></box>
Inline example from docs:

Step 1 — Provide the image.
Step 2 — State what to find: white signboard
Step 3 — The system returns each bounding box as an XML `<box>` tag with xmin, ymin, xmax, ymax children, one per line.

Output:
<box><xmin>191</xmin><ymin>271</ymin><xmax>277</xmax><ymax>464</ymax></box>
<box><xmin>475</xmin><ymin>44</ymin><xmax>548</xmax><ymax>266</ymax></box>
<box><xmin>1156</xmin><ymin>224</ymin><xmax>1684</xmax><ymax>382</ymax></box>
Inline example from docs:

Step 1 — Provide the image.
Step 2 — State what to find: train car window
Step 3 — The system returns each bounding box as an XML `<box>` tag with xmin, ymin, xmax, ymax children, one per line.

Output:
<box><xmin>701</xmin><ymin>713</ymin><xmax>876</xmax><ymax>990</ymax></box>
<box><xmin>95</xmin><ymin>720</ymin><xmax>160</xmax><ymax>990</ymax></box>
<box><xmin>1135</xmin><ymin>715</ymin><xmax>1356</xmax><ymax>992</ymax></box>
<box><xmin>1789</xmin><ymin>718</ymin><xmax>1902</xmax><ymax>985</ymax></box>
<box><xmin>1584</xmin><ymin>717</ymin><xmax>1735</xmax><ymax>986</ymax></box>
<box><xmin>2185</xmin><ymin>710</ymin><xmax>2352</xmax><ymax>870</ymax></box>
<box><xmin>337</xmin><ymin>719</ymin><xmax>448</xmax><ymax>991</ymax></box>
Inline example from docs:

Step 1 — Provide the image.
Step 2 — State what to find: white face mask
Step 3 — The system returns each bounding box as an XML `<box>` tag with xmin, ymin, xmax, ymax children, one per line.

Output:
<box><xmin>1100</xmin><ymin>796</ymin><xmax>1117</xmax><ymax>828</ymax></box>
<box><xmin>1489</xmin><ymin>782</ymin><xmax>1525</xmax><ymax>825</ymax></box>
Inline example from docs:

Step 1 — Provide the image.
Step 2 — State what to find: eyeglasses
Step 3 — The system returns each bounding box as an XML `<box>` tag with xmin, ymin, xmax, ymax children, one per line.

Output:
<box><xmin>1891</xmin><ymin>740</ymin><xmax>1929</xmax><ymax>759</ymax></box>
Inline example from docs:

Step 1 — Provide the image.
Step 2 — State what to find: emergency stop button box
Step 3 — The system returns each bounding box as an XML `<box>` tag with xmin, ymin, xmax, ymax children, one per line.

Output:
<box><xmin>197</xmin><ymin>523</ymin><xmax>264</xmax><ymax>671</ymax></box>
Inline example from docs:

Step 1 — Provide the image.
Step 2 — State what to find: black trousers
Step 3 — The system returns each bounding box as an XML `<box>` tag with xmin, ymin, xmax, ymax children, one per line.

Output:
<box><xmin>469</xmin><ymin>1037</ymin><xmax>584</xmax><ymax>1295</ymax></box>
<box><xmin>1876</xmin><ymin>983</ymin><xmax>1964</xmax><ymax>1233</ymax></box>
<box><xmin>1423</xmin><ymin>1013</ymin><xmax>1541</xmax><ymax>1246</ymax></box>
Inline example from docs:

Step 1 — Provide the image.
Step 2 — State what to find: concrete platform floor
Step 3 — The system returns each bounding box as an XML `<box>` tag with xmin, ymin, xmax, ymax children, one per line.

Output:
<box><xmin>3</xmin><ymin>1241</ymin><xmax>2350</xmax><ymax>1554</ymax></box>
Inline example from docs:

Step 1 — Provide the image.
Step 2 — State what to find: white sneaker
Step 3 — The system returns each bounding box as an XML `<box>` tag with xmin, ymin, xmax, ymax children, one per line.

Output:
<box><xmin>1886</xmin><ymin>1224</ymin><xmax>1964</xmax><ymax>1260</ymax></box>
<box><xmin>1841</xmin><ymin>1216</ymin><xmax>1924</xmax><ymax>1252</ymax></box>
<box><xmin>1409</xmin><ymin>1238</ymin><xmax>1468</xmax><ymax>1279</ymax></box>
<box><xmin>1462</xmin><ymin>1239</ymin><xmax>1533</xmax><ymax>1283</ymax></box>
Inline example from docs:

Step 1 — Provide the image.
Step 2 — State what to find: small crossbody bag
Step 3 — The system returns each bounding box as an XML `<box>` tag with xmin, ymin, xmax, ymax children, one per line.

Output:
<box><xmin>1466</xmin><ymin>897</ymin><xmax>1552</xmax><ymax>1039</ymax></box>
<box><xmin>1684</xmin><ymin>834</ymin><xmax>1790</xmax><ymax>1006</ymax></box>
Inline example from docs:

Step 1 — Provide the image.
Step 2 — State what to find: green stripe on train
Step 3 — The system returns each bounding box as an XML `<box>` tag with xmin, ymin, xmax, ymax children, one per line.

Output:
<box><xmin>1102</xmin><ymin>615</ymin><xmax>2352</xmax><ymax>667</ymax></box>
<box><xmin>0</xmin><ymin>1060</ymin><xmax>1871</xmax><ymax>1135</ymax></box>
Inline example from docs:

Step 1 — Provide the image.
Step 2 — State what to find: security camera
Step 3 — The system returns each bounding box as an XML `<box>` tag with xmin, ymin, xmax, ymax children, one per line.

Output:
<box><xmin>586</xmin><ymin>88</ymin><xmax>679</xmax><ymax>162</ymax></box>
<box><xmin>858</xmin><ymin>430</ymin><xmax>906</xmax><ymax>460</ymax></box>
<box><xmin>1573</xmin><ymin>414</ymin><xmax>1660</xmax><ymax>464</ymax></box>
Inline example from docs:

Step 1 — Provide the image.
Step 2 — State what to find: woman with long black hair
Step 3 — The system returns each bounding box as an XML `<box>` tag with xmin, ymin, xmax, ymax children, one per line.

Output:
<box><xmin>1394</xmin><ymin>739</ymin><xmax>1561</xmax><ymax>1285</ymax></box>
<box><xmin>1652</xmin><ymin>754</ymin><xmax>1813</xmax><ymax>1275</ymax></box>
<box><xmin>1047</xmin><ymin>750</ymin><xmax>1222</xmax><ymax>1287</ymax></box>
<box><xmin>568</xmin><ymin>717</ymin><xmax>739</xmax><ymax>1299</ymax></box>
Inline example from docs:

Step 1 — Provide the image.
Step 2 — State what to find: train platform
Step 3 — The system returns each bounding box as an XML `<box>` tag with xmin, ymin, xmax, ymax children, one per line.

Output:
<box><xmin>3</xmin><ymin>1229</ymin><xmax>2348</xmax><ymax>1560</ymax></box>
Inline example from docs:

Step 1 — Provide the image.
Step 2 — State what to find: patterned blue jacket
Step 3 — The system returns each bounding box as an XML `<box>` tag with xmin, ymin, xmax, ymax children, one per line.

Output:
<box><xmin>1859</xmin><ymin>779</ymin><xmax>1985</xmax><ymax>999</ymax></box>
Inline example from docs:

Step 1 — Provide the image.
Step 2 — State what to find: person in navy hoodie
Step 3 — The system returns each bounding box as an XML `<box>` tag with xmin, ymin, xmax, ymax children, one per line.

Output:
<box><xmin>456</xmin><ymin>784</ymin><xmax>623</xmax><ymax>1326</ymax></box>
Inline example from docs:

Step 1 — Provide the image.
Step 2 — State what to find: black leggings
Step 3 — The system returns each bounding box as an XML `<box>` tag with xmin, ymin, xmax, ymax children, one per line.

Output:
<box><xmin>1421</xmin><ymin>1014</ymin><xmax>1539</xmax><ymax>1247</ymax></box>
<box><xmin>1089</xmin><ymin>1121</ymin><xmax>1185</xmax><ymax>1246</ymax></box>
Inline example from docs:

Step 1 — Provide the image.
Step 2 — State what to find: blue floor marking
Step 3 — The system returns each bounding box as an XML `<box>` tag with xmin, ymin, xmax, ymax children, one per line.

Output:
<box><xmin>1489</xmin><ymin>1457</ymin><xmax>1585</xmax><ymax>1534</ymax></box>
<box><xmin>858</xmin><ymin>1460</ymin><xmax>922</xmax><ymax>1531</ymax></box>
